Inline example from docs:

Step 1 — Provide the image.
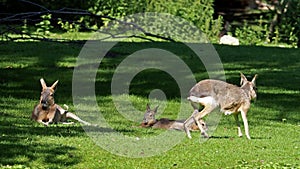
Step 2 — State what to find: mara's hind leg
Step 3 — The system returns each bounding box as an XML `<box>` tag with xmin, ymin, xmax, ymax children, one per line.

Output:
<box><xmin>234</xmin><ymin>114</ymin><xmax>243</xmax><ymax>137</ymax></box>
<box><xmin>184</xmin><ymin>108</ymin><xmax>199</xmax><ymax>139</ymax></box>
<box><xmin>66</xmin><ymin>112</ymin><xmax>91</xmax><ymax>125</ymax></box>
<box><xmin>184</xmin><ymin>100</ymin><xmax>205</xmax><ymax>139</ymax></box>
<box><xmin>193</xmin><ymin>105</ymin><xmax>216</xmax><ymax>138</ymax></box>
<box><xmin>193</xmin><ymin>116</ymin><xmax>209</xmax><ymax>138</ymax></box>
<box><xmin>184</xmin><ymin>96</ymin><xmax>217</xmax><ymax>139</ymax></box>
<box><xmin>56</xmin><ymin>105</ymin><xmax>90</xmax><ymax>125</ymax></box>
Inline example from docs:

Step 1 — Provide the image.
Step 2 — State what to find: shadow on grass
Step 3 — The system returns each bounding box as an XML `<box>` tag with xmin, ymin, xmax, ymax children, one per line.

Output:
<box><xmin>209</xmin><ymin>136</ymin><xmax>271</xmax><ymax>140</ymax></box>
<box><xmin>0</xmin><ymin>118</ymin><xmax>116</xmax><ymax>167</ymax></box>
<box><xmin>0</xmin><ymin>124</ymin><xmax>83</xmax><ymax>167</ymax></box>
<box><xmin>0</xmin><ymin>138</ymin><xmax>80</xmax><ymax>167</ymax></box>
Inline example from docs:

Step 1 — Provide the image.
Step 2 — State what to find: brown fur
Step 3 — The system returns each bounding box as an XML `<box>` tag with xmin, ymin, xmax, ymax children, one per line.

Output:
<box><xmin>32</xmin><ymin>78</ymin><xmax>91</xmax><ymax>126</ymax></box>
<box><xmin>141</xmin><ymin>104</ymin><xmax>206</xmax><ymax>131</ymax></box>
<box><xmin>184</xmin><ymin>73</ymin><xmax>257</xmax><ymax>139</ymax></box>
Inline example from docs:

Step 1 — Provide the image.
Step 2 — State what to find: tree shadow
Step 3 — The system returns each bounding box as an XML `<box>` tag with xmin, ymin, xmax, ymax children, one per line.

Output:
<box><xmin>0</xmin><ymin>139</ymin><xmax>80</xmax><ymax>167</ymax></box>
<box><xmin>209</xmin><ymin>136</ymin><xmax>271</xmax><ymax>140</ymax></box>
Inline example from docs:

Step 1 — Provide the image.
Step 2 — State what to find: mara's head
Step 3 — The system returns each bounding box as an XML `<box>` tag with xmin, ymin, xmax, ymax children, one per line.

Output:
<box><xmin>39</xmin><ymin>78</ymin><xmax>58</xmax><ymax>110</ymax></box>
<box><xmin>142</xmin><ymin>104</ymin><xmax>159</xmax><ymax>126</ymax></box>
<box><xmin>240</xmin><ymin>73</ymin><xmax>258</xmax><ymax>100</ymax></box>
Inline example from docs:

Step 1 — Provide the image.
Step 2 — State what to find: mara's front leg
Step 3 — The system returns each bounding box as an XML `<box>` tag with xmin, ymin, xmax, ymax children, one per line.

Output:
<box><xmin>36</xmin><ymin>119</ymin><xmax>49</xmax><ymax>126</ymax></box>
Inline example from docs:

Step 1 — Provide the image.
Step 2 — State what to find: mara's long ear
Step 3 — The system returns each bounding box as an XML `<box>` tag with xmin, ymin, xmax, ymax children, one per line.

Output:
<box><xmin>50</xmin><ymin>80</ymin><xmax>59</xmax><ymax>91</ymax></box>
<box><xmin>146</xmin><ymin>103</ymin><xmax>151</xmax><ymax>111</ymax></box>
<box><xmin>154</xmin><ymin>105</ymin><xmax>159</xmax><ymax>113</ymax></box>
<box><xmin>240</xmin><ymin>73</ymin><xmax>248</xmax><ymax>86</ymax></box>
<box><xmin>40</xmin><ymin>78</ymin><xmax>47</xmax><ymax>89</ymax></box>
<box><xmin>251</xmin><ymin>74</ymin><xmax>258</xmax><ymax>85</ymax></box>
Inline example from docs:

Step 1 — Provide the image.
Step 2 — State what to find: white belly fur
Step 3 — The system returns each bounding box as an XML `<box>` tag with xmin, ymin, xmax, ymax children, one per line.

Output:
<box><xmin>188</xmin><ymin>96</ymin><xmax>217</xmax><ymax>106</ymax></box>
<box><xmin>224</xmin><ymin>110</ymin><xmax>233</xmax><ymax>115</ymax></box>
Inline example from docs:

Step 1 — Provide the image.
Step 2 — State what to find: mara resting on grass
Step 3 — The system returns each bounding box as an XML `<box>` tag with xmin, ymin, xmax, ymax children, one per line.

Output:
<box><xmin>31</xmin><ymin>78</ymin><xmax>91</xmax><ymax>126</ymax></box>
<box><xmin>184</xmin><ymin>73</ymin><xmax>258</xmax><ymax>139</ymax></box>
<box><xmin>141</xmin><ymin>104</ymin><xmax>206</xmax><ymax>131</ymax></box>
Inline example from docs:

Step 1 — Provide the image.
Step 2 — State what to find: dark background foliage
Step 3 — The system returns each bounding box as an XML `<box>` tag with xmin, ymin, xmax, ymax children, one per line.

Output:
<box><xmin>0</xmin><ymin>0</ymin><xmax>299</xmax><ymax>46</ymax></box>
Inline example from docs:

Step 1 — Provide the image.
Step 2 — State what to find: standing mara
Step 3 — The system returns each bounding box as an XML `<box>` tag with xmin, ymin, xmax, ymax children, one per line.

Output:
<box><xmin>184</xmin><ymin>73</ymin><xmax>257</xmax><ymax>139</ymax></box>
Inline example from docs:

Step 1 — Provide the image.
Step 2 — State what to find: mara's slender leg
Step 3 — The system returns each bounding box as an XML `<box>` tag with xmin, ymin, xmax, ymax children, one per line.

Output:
<box><xmin>66</xmin><ymin>112</ymin><xmax>91</xmax><ymax>125</ymax></box>
<box><xmin>234</xmin><ymin>114</ymin><xmax>243</xmax><ymax>137</ymax></box>
<box><xmin>193</xmin><ymin>105</ymin><xmax>216</xmax><ymax>138</ymax></box>
<box><xmin>193</xmin><ymin>116</ymin><xmax>209</xmax><ymax>138</ymax></box>
<box><xmin>184</xmin><ymin>105</ymin><xmax>216</xmax><ymax>139</ymax></box>
<box><xmin>184</xmin><ymin>109</ymin><xmax>198</xmax><ymax>139</ymax></box>
<box><xmin>37</xmin><ymin>119</ymin><xmax>49</xmax><ymax>126</ymax></box>
<box><xmin>184</xmin><ymin>96</ymin><xmax>217</xmax><ymax>139</ymax></box>
<box><xmin>240</xmin><ymin>110</ymin><xmax>251</xmax><ymax>139</ymax></box>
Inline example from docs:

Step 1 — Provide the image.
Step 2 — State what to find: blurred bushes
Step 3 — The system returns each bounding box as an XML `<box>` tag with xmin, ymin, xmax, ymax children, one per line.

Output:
<box><xmin>0</xmin><ymin>0</ymin><xmax>299</xmax><ymax>46</ymax></box>
<box><xmin>1</xmin><ymin>0</ymin><xmax>223</xmax><ymax>42</ymax></box>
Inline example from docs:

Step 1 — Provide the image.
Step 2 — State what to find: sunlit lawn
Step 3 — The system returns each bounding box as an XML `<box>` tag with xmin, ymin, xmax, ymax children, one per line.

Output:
<box><xmin>0</xmin><ymin>41</ymin><xmax>299</xmax><ymax>168</ymax></box>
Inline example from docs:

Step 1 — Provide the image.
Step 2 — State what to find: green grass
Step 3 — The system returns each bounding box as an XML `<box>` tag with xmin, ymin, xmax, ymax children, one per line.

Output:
<box><xmin>0</xmin><ymin>41</ymin><xmax>299</xmax><ymax>169</ymax></box>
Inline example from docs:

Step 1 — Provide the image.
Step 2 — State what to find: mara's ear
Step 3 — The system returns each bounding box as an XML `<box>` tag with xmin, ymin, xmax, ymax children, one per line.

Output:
<box><xmin>154</xmin><ymin>105</ymin><xmax>159</xmax><ymax>113</ymax></box>
<box><xmin>240</xmin><ymin>73</ymin><xmax>248</xmax><ymax>86</ymax></box>
<box><xmin>251</xmin><ymin>74</ymin><xmax>258</xmax><ymax>85</ymax></box>
<box><xmin>50</xmin><ymin>80</ymin><xmax>59</xmax><ymax>90</ymax></box>
<box><xmin>40</xmin><ymin>78</ymin><xmax>47</xmax><ymax>89</ymax></box>
<box><xmin>146</xmin><ymin>103</ymin><xmax>151</xmax><ymax>111</ymax></box>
